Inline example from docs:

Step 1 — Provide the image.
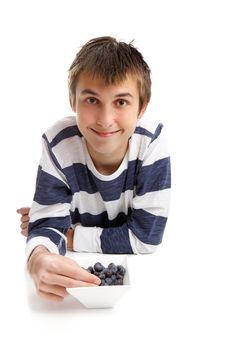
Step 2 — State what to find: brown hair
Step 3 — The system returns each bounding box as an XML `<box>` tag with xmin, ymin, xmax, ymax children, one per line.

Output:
<box><xmin>68</xmin><ymin>36</ymin><xmax>151</xmax><ymax>112</ymax></box>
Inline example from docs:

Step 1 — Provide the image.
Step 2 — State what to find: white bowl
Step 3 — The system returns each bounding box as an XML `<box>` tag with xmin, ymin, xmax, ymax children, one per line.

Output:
<box><xmin>67</xmin><ymin>254</ymin><xmax>130</xmax><ymax>308</ymax></box>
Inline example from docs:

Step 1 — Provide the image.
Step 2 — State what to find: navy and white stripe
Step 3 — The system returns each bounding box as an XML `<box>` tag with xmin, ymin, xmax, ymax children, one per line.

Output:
<box><xmin>26</xmin><ymin>116</ymin><xmax>171</xmax><ymax>258</ymax></box>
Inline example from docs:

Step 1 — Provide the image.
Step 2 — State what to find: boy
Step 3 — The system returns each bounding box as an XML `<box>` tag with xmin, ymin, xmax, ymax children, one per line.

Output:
<box><xmin>18</xmin><ymin>36</ymin><xmax>171</xmax><ymax>302</ymax></box>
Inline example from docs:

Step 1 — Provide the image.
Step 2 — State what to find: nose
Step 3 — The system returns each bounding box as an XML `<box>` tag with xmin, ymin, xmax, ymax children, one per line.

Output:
<box><xmin>96</xmin><ymin>105</ymin><xmax>114</xmax><ymax>128</ymax></box>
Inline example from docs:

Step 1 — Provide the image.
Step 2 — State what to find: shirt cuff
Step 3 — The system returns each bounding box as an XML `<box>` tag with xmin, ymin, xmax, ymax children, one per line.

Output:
<box><xmin>25</xmin><ymin>237</ymin><xmax>59</xmax><ymax>261</ymax></box>
<box><xmin>73</xmin><ymin>226</ymin><xmax>103</xmax><ymax>253</ymax></box>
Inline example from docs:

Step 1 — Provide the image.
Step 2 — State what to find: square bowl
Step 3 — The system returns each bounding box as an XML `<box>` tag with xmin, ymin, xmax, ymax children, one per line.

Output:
<box><xmin>67</xmin><ymin>254</ymin><xmax>130</xmax><ymax>308</ymax></box>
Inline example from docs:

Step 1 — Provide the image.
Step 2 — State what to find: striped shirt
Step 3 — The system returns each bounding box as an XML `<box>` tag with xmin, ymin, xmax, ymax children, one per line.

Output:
<box><xmin>26</xmin><ymin>116</ymin><xmax>171</xmax><ymax>258</ymax></box>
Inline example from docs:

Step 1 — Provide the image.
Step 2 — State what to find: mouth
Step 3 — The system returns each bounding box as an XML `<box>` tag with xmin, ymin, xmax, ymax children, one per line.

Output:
<box><xmin>90</xmin><ymin>128</ymin><xmax>121</xmax><ymax>137</ymax></box>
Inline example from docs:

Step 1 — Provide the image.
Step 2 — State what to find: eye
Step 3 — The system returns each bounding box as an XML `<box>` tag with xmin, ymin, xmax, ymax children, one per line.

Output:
<box><xmin>86</xmin><ymin>97</ymin><xmax>98</xmax><ymax>104</ymax></box>
<box><xmin>116</xmin><ymin>99</ymin><xmax>127</xmax><ymax>107</ymax></box>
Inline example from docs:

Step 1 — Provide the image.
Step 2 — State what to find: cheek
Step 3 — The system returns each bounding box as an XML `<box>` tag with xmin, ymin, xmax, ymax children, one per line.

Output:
<box><xmin>77</xmin><ymin>107</ymin><xmax>95</xmax><ymax>125</ymax></box>
<box><xmin>119</xmin><ymin>114</ymin><xmax>138</xmax><ymax>130</ymax></box>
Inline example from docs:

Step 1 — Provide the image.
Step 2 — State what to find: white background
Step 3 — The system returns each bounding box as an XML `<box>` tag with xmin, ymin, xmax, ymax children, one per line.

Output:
<box><xmin>0</xmin><ymin>0</ymin><xmax>232</xmax><ymax>349</ymax></box>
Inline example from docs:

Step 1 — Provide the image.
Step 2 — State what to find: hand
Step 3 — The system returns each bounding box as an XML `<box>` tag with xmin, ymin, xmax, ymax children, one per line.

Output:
<box><xmin>28</xmin><ymin>246</ymin><xmax>101</xmax><ymax>302</ymax></box>
<box><xmin>16</xmin><ymin>207</ymin><xmax>30</xmax><ymax>236</ymax></box>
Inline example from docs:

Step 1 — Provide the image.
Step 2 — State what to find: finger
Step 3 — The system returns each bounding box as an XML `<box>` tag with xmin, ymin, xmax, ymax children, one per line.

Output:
<box><xmin>16</xmin><ymin>207</ymin><xmax>30</xmax><ymax>215</ymax></box>
<box><xmin>71</xmin><ymin>269</ymin><xmax>101</xmax><ymax>285</ymax></box>
<box><xmin>21</xmin><ymin>215</ymin><xmax>29</xmax><ymax>223</ymax></box>
<box><xmin>43</xmin><ymin>273</ymin><xmax>100</xmax><ymax>288</ymax></box>
<box><xmin>38</xmin><ymin>281</ymin><xmax>68</xmax><ymax>298</ymax></box>
<box><xmin>21</xmin><ymin>229</ymin><xmax>28</xmax><ymax>237</ymax></box>
<box><xmin>62</xmin><ymin>264</ymin><xmax>100</xmax><ymax>285</ymax></box>
<box><xmin>67</xmin><ymin>280</ymin><xmax>101</xmax><ymax>287</ymax></box>
<box><xmin>37</xmin><ymin>290</ymin><xmax>64</xmax><ymax>302</ymax></box>
<box><xmin>21</xmin><ymin>222</ymin><xmax>28</xmax><ymax>230</ymax></box>
<box><xmin>49</xmin><ymin>259</ymin><xmax>100</xmax><ymax>285</ymax></box>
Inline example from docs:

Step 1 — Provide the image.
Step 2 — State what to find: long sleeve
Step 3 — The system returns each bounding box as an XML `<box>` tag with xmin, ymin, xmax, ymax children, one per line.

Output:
<box><xmin>26</xmin><ymin>134</ymin><xmax>72</xmax><ymax>259</ymax></box>
<box><xmin>73</xmin><ymin>124</ymin><xmax>171</xmax><ymax>254</ymax></box>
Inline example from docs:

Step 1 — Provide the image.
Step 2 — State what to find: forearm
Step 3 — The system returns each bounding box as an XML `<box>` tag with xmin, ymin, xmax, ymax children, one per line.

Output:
<box><xmin>71</xmin><ymin>219</ymin><xmax>163</xmax><ymax>254</ymax></box>
<box><xmin>26</xmin><ymin>134</ymin><xmax>72</xmax><ymax>258</ymax></box>
<box><xmin>26</xmin><ymin>226</ymin><xmax>67</xmax><ymax>260</ymax></box>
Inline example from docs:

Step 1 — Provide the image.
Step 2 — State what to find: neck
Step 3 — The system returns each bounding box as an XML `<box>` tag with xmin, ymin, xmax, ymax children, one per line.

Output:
<box><xmin>86</xmin><ymin>143</ymin><xmax>128</xmax><ymax>175</ymax></box>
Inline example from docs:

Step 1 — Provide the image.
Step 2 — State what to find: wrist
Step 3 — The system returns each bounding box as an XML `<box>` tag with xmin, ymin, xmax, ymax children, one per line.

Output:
<box><xmin>66</xmin><ymin>228</ymin><xmax>74</xmax><ymax>250</ymax></box>
<box><xmin>27</xmin><ymin>245</ymin><xmax>49</xmax><ymax>272</ymax></box>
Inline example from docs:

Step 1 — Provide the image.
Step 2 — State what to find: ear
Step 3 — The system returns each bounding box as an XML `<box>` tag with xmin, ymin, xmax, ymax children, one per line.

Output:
<box><xmin>138</xmin><ymin>102</ymin><xmax>148</xmax><ymax>119</ymax></box>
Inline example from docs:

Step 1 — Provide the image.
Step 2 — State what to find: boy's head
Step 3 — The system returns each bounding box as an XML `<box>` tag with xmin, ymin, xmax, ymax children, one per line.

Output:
<box><xmin>68</xmin><ymin>36</ymin><xmax>151</xmax><ymax>114</ymax></box>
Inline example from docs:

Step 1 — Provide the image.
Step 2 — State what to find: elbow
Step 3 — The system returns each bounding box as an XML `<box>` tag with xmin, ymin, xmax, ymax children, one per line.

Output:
<box><xmin>129</xmin><ymin>230</ymin><xmax>161</xmax><ymax>254</ymax></box>
<box><xmin>131</xmin><ymin>241</ymin><xmax>159</xmax><ymax>255</ymax></box>
<box><xmin>135</xmin><ymin>246</ymin><xmax>158</xmax><ymax>255</ymax></box>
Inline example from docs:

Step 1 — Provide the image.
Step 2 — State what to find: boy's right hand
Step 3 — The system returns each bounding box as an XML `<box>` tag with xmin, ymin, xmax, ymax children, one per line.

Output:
<box><xmin>28</xmin><ymin>246</ymin><xmax>101</xmax><ymax>302</ymax></box>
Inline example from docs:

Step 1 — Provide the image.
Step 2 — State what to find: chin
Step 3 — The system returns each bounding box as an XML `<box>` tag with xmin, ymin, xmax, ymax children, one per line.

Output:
<box><xmin>95</xmin><ymin>146</ymin><xmax>117</xmax><ymax>155</ymax></box>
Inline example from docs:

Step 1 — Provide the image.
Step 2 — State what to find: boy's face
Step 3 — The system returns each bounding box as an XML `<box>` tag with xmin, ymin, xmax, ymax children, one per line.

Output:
<box><xmin>72</xmin><ymin>72</ymin><xmax>147</xmax><ymax>168</ymax></box>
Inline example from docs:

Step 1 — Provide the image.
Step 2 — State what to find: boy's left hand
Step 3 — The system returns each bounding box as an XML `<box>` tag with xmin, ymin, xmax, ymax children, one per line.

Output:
<box><xmin>16</xmin><ymin>207</ymin><xmax>30</xmax><ymax>236</ymax></box>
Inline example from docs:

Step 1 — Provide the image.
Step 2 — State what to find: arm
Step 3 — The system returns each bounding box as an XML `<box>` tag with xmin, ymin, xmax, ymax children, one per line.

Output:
<box><xmin>26</xmin><ymin>134</ymin><xmax>73</xmax><ymax>259</ymax></box>
<box><xmin>23</xmin><ymin>134</ymin><xmax>100</xmax><ymax>301</ymax></box>
<box><xmin>17</xmin><ymin>207</ymin><xmax>74</xmax><ymax>250</ymax></box>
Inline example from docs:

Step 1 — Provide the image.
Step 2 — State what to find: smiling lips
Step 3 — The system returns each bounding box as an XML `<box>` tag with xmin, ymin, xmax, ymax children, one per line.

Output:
<box><xmin>91</xmin><ymin>128</ymin><xmax>121</xmax><ymax>137</ymax></box>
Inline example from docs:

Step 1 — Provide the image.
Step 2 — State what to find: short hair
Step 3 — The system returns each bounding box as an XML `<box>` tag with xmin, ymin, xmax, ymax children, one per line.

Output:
<box><xmin>68</xmin><ymin>36</ymin><xmax>151</xmax><ymax>112</ymax></box>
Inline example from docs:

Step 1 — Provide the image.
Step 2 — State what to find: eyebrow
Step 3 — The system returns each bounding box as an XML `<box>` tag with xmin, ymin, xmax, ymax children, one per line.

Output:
<box><xmin>80</xmin><ymin>89</ymin><xmax>134</xmax><ymax>99</ymax></box>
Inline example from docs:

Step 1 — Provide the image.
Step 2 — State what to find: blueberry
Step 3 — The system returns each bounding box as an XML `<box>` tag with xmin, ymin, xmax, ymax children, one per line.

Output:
<box><xmin>105</xmin><ymin>277</ymin><xmax>113</xmax><ymax>285</ymax></box>
<box><xmin>117</xmin><ymin>265</ymin><xmax>126</xmax><ymax>276</ymax></box>
<box><xmin>99</xmin><ymin>272</ymin><xmax>106</xmax><ymax>279</ymax></box>
<box><xmin>116</xmin><ymin>272</ymin><xmax>123</xmax><ymax>279</ymax></box>
<box><xmin>116</xmin><ymin>278</ymin><xmax>123</xmax><ymax>285</ymax></box>
<box><xmin>105</xmin><ymin>269</ymin><xmax>112</xmax><ymax>277</ymax></box>
<box><xmin>100</xmin><ymin>280</ymin><xmax>108</xmax><ymax>286</ymax></box>
<box><xmin>111</xmin><ymin>274</ymin><xmax>117</xmax><ymax>282</ymax></box>
<box><xmin>108</xmin><ymin>263</ymin><xmax>118</xmax><ymax>274</ymax></box>
<box><xmin>86</xmin><ymin>266</ymin><xmax>94</xmax><ymax>274</ymax></box>
<box><xmin>94</xmin><ymin>262</ymin><xmax>104</xmax><ymax>272</ymax></box>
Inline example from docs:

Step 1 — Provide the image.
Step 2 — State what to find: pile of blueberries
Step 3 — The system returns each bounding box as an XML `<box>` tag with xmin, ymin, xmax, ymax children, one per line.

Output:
<box><xmin>86</xmin><ymin>262</ymin><xmax>126</xmax><ymax>286</ymax></box>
